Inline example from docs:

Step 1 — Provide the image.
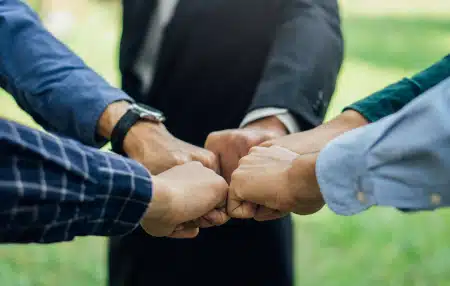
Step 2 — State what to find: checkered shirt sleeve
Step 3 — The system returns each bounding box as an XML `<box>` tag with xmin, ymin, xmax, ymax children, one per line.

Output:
<box><xmin>0</xmin><ymin>118</ymin><xmax>152</xmax><ymax>243</ymax></box>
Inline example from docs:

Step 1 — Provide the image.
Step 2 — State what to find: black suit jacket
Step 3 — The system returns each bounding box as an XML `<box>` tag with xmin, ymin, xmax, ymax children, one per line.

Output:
<box><xmin>119</xmin><ymin>0</ymin><xmax>343</xmax><ymax>146</ymax></box>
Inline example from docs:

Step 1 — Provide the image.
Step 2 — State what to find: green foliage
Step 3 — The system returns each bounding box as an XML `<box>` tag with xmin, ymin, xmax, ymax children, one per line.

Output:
<box><xmin>1</xmin><ymin>1</ymin><xmax>450</xmax><ymax>285</ymax></box>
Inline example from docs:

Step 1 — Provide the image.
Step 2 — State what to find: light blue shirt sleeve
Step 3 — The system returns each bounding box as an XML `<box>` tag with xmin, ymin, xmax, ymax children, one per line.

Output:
<box><xmin>315</xmin><ymin>76</ymin><xmax>450</xmax><ymax>215</ymax></box>
<box><xmin>0</xmin><ymin>0</ymin><xmax>132</xmax><ymax>147</ymax></box>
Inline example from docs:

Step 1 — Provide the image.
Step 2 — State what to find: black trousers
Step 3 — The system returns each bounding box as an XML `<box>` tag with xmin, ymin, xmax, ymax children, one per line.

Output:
<box><xmin>109</xmin><ymin>218</ymin><xmax>294</xmax><ymax>286</ymax></box>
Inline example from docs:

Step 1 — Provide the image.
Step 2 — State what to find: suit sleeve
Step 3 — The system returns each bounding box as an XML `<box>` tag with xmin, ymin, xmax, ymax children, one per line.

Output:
<box><xmin>248</xmin><ymin>0</ymin><xmax>343</xmax><ymax>130</ymax></box>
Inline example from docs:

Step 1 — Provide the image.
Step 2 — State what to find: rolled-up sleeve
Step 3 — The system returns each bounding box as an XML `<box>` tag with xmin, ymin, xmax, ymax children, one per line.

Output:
<box><xmin>316</xmin><ymin>76</ymin><xmax>450</xmax><ymax>215</ymax></box>
<box><xmin>0</xmin><ymin>0</ymin><xmax>133</xmax><ymax>147</ymax></box>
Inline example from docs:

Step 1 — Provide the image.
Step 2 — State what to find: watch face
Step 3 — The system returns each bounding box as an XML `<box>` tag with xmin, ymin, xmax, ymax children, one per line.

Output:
<box><xmin>132</xmin><ymin>103</ymin><xmax>166</xmax><ymax>122</ymax></box>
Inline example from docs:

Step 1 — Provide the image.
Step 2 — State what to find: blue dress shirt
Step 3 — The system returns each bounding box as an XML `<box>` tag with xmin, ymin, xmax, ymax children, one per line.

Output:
<box><xmin>0</xmin><ymin>0</ymin><xmax>132</xmax><ymax>147</ymax></box>
<box><xmin>316</xmin><ymin>77</ymin><xmax>450</xmax><ymax>215</ymax></box>
<box><xmin>0</xmin><ymin>0</ymin><xmax>152</xmax><ymax>243</ymax></box>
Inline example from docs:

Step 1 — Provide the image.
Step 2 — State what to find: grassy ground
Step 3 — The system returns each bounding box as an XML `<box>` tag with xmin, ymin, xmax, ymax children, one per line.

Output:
<box><xmin>1</xmin><ymin>1</ymin><xmax>450</xmax><ymax>285</ymax></box>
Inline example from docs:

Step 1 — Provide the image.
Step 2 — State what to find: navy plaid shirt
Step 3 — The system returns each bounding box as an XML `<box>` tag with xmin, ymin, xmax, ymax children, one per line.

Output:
<box><xmin>0</xmin><ymin>118</ymin><xmax>153</xmax><ymax>243</ymax></box>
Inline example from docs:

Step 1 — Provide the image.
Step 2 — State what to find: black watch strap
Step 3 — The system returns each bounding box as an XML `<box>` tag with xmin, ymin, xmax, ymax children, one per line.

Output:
<box><xmin>110</xmin><ymin>109</ymin><xmax>141</xmax><ymax>156</ymax></box>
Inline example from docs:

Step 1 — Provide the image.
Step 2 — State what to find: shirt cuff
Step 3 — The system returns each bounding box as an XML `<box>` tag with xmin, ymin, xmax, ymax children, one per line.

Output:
<box><xmin>88</xmin><ymin>151</ymin><xmax>152</xmax><ymax>237</ymax></box>
<box><xmin>239</xmin><ymin>108</ymin><xmax>301</xmax><ymax>133</ymax></box>
<box><xmin>315</xmin><ymin>127</ymin><xmax>376</xmax><ymax>216</ymax></box>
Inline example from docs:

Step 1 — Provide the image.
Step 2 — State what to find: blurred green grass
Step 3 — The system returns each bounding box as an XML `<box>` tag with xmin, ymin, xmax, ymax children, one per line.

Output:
<box><xmin>1</xmin><ymin>1</ymin><xmax>450</xmax><ymax>285</ymax></box>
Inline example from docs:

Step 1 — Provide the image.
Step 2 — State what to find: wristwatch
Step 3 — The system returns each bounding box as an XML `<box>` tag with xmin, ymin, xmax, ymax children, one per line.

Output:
<box><xmin>111</xmin><ymin>103</ymin><xmax>166</xmax><ymax>156</ymax></box>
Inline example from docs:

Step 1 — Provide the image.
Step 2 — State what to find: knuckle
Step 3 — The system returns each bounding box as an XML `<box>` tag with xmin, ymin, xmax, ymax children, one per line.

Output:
<box><xmin>237</xmin><ymin>156</ymin><xmax>249</xmax><ymax>166</ymax></box>
<box><xmin>205</xmin><ymin>132</ymin><xmax>218</xmax><ymax>143</ymax></box>
<box><xmin>260</xmin><ymin>140</ymin><xmax>274</xmax><ymax>147</ymax></box>
<box><xmin>215</xmin><ymin>176</ymin><xmax>228</xmax><ymax>189</ymax></box>
<box><xmin>229</xmin><ymin>130</ymin><xmax>244</xmax><ymax>142</ymax></box>
<box><xmin>230</xmin><ymin>170</ymin><xmax>242</xmax><ymax>184</ymax></box>
<box><xmin>188</xmin><ymin>161</ymin><xmax>203</xmax><ymax>169</ymax></box>
<box><xmin>249</xmin><ymin>146</ymin><xmax>263</xmax><ymax>154</ymax></box>
<box><xmin>174</xmin><ymin>156</ymin><xmax>190</xmax><ymax>166</ymax></box>
<box><xmin>205</xmin><ymin>131</ymin><xmax>223</xmax><ymax>148</ymax></box>
<box><xmin>205</xmin><ymin>150</ymin><xmax>218</xmax><ymax>162</ymax></box>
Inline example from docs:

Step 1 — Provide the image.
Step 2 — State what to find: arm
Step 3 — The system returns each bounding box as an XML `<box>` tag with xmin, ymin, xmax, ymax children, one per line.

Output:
<box><xmin>317</xmin><ymin>76</ymin><xmax>450</xmax><ymax>215</ymax></box>
<box><xmin>345</xmin><ymin>54</ymin><xmax>450</xmax><ymax>122</ymax></box>
<box><xmin>0</xmin><ymin>117</ymin><xmax>229</xmax><ymax>243</ymax></box>
<box><xmin>0</xmin><ymin>0</ymin><xmax>132</xmax><ymax>147</ymax></box>
<box><xmin>227</xmin><ymin>76</ymin><xmax>450</xmax><ymax>220</ymax></box>
<box><xmin>0</xmin><ymin>118</ymin><xmax>152</xmax><ymax>243</ymax></box>
<box><xmin>205</xmin><ymin>0</ymin><xmax>343</xmax><ymax>181</ymax></box>
<box><xmin>247</xmin><ymin>0</ymin><xmax>343</xmax><ymax>130</ymax></box>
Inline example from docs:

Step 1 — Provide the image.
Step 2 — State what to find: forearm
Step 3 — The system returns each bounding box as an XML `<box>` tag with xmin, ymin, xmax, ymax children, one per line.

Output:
<box><xmin>0</xmin><ymin>118</ymin><xmax>152</xmax><ymax>243</ymax></box>
<box><xmin>345</xmin><ymin>54</ymin><xmax>450</xmax><ymax>122</ymax></box>
<box><xmin>249</xmin><ymin>0</ymin><xmax>343</xmax><ymax>129</ymax></box>
<box><xmin>0</xmin><ymin>0</ymin><xmax>132</xmax><ymax>147</ymax></box>
<box><xmin>317</xmin><ymin>77</ymin><xmax>450</xmax><ymax>215</ymax></box>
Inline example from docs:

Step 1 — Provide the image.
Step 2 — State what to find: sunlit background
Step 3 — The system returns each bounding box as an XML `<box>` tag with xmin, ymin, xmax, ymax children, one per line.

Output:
<box><xmin>1</xmin><ymin>0</ymin><xmax>450</xmax><ymax>285</ymax></box>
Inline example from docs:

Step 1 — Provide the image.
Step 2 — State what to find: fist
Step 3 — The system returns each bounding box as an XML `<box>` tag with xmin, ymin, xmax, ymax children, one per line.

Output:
<box><xmin>140</xmin><ymin>162</ymin><xmax>229</xmax><ymax>238</ymax></box>
<box><xmin>228</xmin><ymin>146</ymin><xmax>324</xmax><ymax>221</ymax></box>
<box><xmin>205</xmin><ymin>116</ymin><xmax>287</xmax><ymax>182</ymax></box>
<box><xmin>125</xmin><ymin>122</ymin><xmax>218</xmax><ymax>175</ymax></box>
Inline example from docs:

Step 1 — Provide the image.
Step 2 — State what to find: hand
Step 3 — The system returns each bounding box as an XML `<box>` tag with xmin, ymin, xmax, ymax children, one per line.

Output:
<box><xmin>260</xmin><ymin>110</ymin><xmax>369</xmax><ymax>155</ymax></box>
<box><xmin>228</xmin><ymin>146</ymin><xmax>324</xmax><ymax>221</ymax></box>
<box><xmin>98</xmin><ymin>101</ymin><xmax>218</xmax><ymax>175</ymax></box>
<box><xmin>205</xmin><ymin>116</ymin><xmax>287</xmax><ymax>182</ymax></box>
<box><xmin>140</xmin><ymin>162</ymin><xmax>229</xmax><ymax>238</ymax></box>
<box><xmin>124</xmin><ymin>122</ymin><xmax>219</xmax><ymax>175</ymax></box>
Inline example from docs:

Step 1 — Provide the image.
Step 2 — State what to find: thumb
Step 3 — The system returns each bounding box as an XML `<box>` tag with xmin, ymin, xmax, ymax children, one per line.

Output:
<box><xmin>227</xmin><ymin>185</ymin><xmax>257</xmax><ymax>219</ymax></box>
<box><xmin>254</xmin><ymin>207</ymin><xmax>288</xmax><ymax>222</ymax></box>
<box><xmin>169</xmin><ymin>227</ymin><xmax>200</xmax><ymax>239</ymax></box>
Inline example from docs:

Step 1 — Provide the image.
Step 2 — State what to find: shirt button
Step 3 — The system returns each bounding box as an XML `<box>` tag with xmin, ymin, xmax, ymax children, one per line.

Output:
<box><xmin>357</xmin><ymin>192</ymin><xmax>367</xmax><ymax>204</ymax></box>
<box><xmin>430</xmin><ymin>194</ymin><xmax>442</xmax><ymax>205</ymax></box>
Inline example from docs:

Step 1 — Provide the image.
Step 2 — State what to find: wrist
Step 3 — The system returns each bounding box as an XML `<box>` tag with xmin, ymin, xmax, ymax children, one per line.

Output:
<box><xmin>143</xmin><ymin>175</ymin><xmax>172</xmax><ymax>223</ymax></box>
<box><xmin>244</xmin><ymin>116</ymin><xmax>288</xmax><ymax>136</ymax></box>
<box><xmin>313</xmin><ymin>110</ymin><xmax>369</xmax><ymax>144</ymax></box>
<box><xmin>332</xmin><ymin>110</ymin><xmax>369</xmax><ymax>130</ymax></box>
<box><xmin>288</xmin><ymin>152</ymin><xmax>324</xmax><ymax>207</ymax></box>
<box><xmin>97</xmin><ymin>101</ymin><xmax>131</xmax><ymax>139</ymax></box>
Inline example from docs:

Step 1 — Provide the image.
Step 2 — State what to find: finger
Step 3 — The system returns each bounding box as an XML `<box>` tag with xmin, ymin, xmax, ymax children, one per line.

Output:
<box><xmin>191</xmin><ymin>150</ymin><xmax>220</xmax><ymax>174</ymax></box>
<box><xmin>292</xmin><ymin>202</ymin><xmax>325</xmax><ymax>216</ymax></box>
<box><xmin>259</xmin><ymin>139</ymin><xmax>274</xmax><ymax>148</ymax></box>
<box><xmin>248</xmin><ymin>146</ymin><xmax>268</xmax><ymax>155</ymax></box>
<box><xmin>174</xmin><ymin>224</ymin><xmax>185</xmax><ymax>231</ymax></box>
<box><xmin>227</xmin><ymin>184</ymin><xmax>256</xmax><ymax>219</ymax></box>
<box><xmin>221</xmin><ymin>150</ymin><xmax>241</xmax><ymax>183</ymax></box>
<box><xmin>198</xmin><ymin>208</ymin><xmax>230</xmax><ymax>228</ymax></box>
<box><xmin>181</xmin><ymin>220</ymin><xmax>201</xmax><ymax>229</ymax></box>
<box><xmin>254</xmin><ymin>207</ymin><xmax>288</xmax><ymax>222</ymax></box>
<box><xmin>169</xmin><ymin>227</ymin><xmax>200</xmax><ymax>239</ymax></box>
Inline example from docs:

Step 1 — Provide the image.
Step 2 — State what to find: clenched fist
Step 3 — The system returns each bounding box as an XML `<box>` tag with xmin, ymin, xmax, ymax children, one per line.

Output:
<box><xmin>141</xmin><ymin>162</ymin><xmax>229</xmax><ymax>238</ymax></box>
<box><xmin>205</xmin><ymin>116</ymin><xmax>286</xmax><ymax>182</ymax></box>
<box><xmin>228</xmin><ymin>146</ymin><xmax>324</xmax><ymax>221</ymax></box>
<box><xmin>98</xmin><ymin>101</ymin><xmax>218</xmax><ymax>175</ymax></box>
<box><xmin>125</xmin><ymin>122</ymin><xmax>219</xmax><ymax>175</ymax></box>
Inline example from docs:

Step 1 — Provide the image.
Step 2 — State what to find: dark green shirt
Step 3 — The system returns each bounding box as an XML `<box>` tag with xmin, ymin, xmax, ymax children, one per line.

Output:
<box><xmin>345</xmin><ymin>54</ymin><xmax>450</xmax><ymax>122</ymax></box>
